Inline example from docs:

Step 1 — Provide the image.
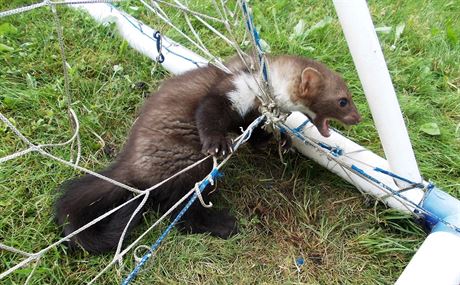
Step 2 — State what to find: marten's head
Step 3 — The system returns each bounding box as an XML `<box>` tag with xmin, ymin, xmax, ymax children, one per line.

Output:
<box><xmin>294</xmin><ymin>66</ymin><xmax>361</xmax><ymax>137</ymax></box>
<box><xmin>272</xmin><ymin>56</ymin><xmax>361</xmax><ymax>137</ymax></box>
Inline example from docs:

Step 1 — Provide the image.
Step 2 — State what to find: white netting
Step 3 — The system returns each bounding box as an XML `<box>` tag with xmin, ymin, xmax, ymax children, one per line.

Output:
<box><xmin>0</xmin><ymin>0</ymin><xmax>275</xmax><ymax>283</ymax></box>
<box><xmin>1</xmin><ymin>0</ymin><xmax>454</xmax><ymax>283</ymax></box>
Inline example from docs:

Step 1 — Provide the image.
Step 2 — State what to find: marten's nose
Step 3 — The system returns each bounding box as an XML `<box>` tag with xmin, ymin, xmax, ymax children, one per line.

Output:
<box><xmin>343</xmin><ymin>112</ymin><xmax>362</xmax><ymax>125</ymax></box>
<box><xmin>354</xmin><ymin>113</ymin><xmax>362</xmax><ymax>123</ymax></box>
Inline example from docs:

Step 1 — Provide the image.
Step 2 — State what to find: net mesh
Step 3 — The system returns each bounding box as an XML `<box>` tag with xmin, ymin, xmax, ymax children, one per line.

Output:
<box><xmin>0</xmin><ymin>0</ymin><xmax>451</xmax><ymax>283</ymax></box>
<box><xmin>0</xmin><ymin>0</ymin><xmax>271</xmax><ymax>283</ymax></box>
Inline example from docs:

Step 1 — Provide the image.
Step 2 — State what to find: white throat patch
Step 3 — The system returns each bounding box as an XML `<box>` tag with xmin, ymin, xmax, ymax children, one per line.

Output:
<box><xmin>227</xmin><ymin>65</ymin><xmax>317</xmax><ymax>120</ymax></box>
<box><xmin>227</xmin><ymin>72</ymin><xmax>259</xmax><ymax>117</ymax></box>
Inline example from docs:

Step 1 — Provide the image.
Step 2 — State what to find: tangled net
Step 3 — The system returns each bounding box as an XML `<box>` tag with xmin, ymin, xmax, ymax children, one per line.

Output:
<box><xmin>0</xmin><ymin>0</ymin><xmax>279</xmax><ymax>283</ymax></box>
<box><xmin>1</xmin><ymin>1</ymin><xmax>456</xmax><ymax>284</ymax></box>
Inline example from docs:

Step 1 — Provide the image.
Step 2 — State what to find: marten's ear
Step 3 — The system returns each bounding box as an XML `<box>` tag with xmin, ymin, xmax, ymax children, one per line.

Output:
<box><xmin>299</xmin><ymin>67</ymin><xmax>323</xmax><ymax>98</ymax></box>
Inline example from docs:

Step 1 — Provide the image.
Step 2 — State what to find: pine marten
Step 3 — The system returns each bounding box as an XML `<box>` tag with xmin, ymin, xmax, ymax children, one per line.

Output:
<box><xmin>55</xmin><ymin>55</ymin><xmax>361</xmax><ymax>253</ymax></box>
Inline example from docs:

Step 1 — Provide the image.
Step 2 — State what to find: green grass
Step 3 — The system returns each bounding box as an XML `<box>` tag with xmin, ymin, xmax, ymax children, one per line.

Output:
<box><xmin>1</xmin><ymin>0</ymin><xmax>459</xmax><ymax>284</ymax></box>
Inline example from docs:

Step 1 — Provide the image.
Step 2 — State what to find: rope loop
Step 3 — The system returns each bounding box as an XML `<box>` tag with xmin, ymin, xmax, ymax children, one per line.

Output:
<box><xmin>258</xmin><ymin>102</ymin><xmax>289</xmax><ymax>141</ymax></box>
<box><xmin>133</xmin><ymin>245</ymin><xmax>154</xmax><ymax>264</ymax></box>
<box><xmin>193</xmin><ymin>182</ymin><xmax>213</xmax><ymax>208</ymax></box>
<box><xmin>318</xmin><ymin>142</ymin><xmax>343</xmax><ymax>157</ymax></box>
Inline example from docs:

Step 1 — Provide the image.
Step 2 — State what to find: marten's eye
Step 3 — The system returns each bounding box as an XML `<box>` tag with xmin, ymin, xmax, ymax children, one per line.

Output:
<box><xmin>339</xmin><ymin>98</ymin><xmax>348</xmax><ymax>107</ymax></box>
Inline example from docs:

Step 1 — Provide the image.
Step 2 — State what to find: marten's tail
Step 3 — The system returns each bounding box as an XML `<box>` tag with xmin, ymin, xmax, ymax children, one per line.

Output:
<box><xmin>55</xmin><ymin>167</ymin><xmax>144</xmax><ymax>254</ymax></box>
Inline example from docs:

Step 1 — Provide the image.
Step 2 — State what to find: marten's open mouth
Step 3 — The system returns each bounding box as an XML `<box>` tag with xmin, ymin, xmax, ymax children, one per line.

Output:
<box><xmin>313</xmin><ymin>114</ymin><xmax>361</xmax><ymax>138</ymax></box>
<box><xmin>302</xmin><ymin>113</ymin><xmax>331</xmax><ymax>138</ymax></box>
<box><xmin>313</xmin><ymin>117</ymin><xmax>331</xmax><ymax>137</ymax></box>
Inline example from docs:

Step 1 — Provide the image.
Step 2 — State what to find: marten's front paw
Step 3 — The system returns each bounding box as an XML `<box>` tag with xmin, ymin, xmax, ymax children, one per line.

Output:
<box><xmin>201</xmin><ymin>134</ymin><xmax>233</xmax><ymax>157</ymax></box>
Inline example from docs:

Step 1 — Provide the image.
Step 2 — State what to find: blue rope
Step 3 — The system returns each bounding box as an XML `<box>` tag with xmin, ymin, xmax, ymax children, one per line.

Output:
<box><xmin>288</xmin><ymin>120</ymin><xmax>343</xmax><ymax>157</ymax></box>
<box><xmin>317</xmin><ymin>142</ymin><xmax>343</xmax><ymax>157</ymax></box>
<box><xmin>293</xmin><ymin>119</ymin><xmax>310</xmax><ymax>133</ymax></box>
<box><xmin>352</xmin><ymin>164</ymin><xmax>389</xmax><ymax>189</ymax></box>
<box><xmin>350</xmin><ymin>164</ymin><xmax>459</xmax><ymax>232</ymax></box>
<box><xmin>279</xmin><ymin>120</ymin><xmax>460</xmax><ymax>234</ymax></box>
<box><xmin>240</xmin><ymin>0</ymin><xmax>269</xmax><ymax>82</ymax></box>
<box><xmin>282</xmin><ymin>121</ymin><xmax>451</xmax><ymax>224</ymax></box>
<box><xmin>292</xmin><ymin>120</ymin><xmax>427</xmax><ymax>179</ymax></box>
<box><xmin>285</xmin><ymin>122</ymin><xmax>314</xmax><ymax>144</ymax></box>
<box><xmin>122</xmin><ymin>168</ymin><xmax>223</xmax><ymax>285</ymax></box>
<box><xmin>373</xmin><ymin>167</ymin><xmax>424</xmax><ymax>187</ymax></box>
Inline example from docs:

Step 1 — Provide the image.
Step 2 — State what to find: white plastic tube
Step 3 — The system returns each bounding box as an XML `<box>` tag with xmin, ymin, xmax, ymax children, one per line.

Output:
<box><xmin>332</xmin><ymin>0</ymin><xmax>422</xmax><ymax>187</ymax></box>
<box><xmin>396</xmin><ymin>188</ymin><xmax>460</xmax><ymax>284</ymax></box>
<box><xmin>71</xmin><ymin>2</ymin><xmax>209</xmax><ymax>74</ymax></box>
<box><xmin>396</xmin><ymin>231</ymin><xmax>460</xmax><ymax>285</ymax></box>
<box><xmin>284</xmin><ymin>112</ymin><xmax>424</xmax><ymax>212</ymax></box>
